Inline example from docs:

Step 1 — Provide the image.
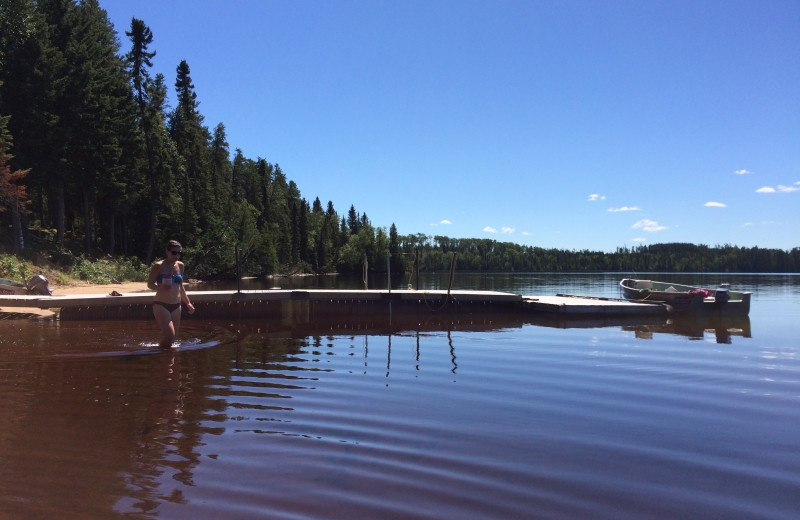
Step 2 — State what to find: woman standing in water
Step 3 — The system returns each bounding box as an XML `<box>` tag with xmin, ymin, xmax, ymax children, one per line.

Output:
<box><xmin>147</xmin><ymin>240</ymin><xmax>195</xmax><ymax>348</ymax></box>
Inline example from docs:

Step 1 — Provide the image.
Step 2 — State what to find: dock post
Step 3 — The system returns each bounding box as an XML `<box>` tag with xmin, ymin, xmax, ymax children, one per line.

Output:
<box><xmin>388</xmin><ymin>254</ymin><xmax>393</xmax><ymax>324</ymax></box>
<box><xmin>415</xmin><ymin>249</ymin><xmax>420</xmax><ymax>290</ymax></box>
<box><xmin>236</xmin><ymin>245</ymin><xmax>241</xmax><ymax>295</ymax></box>
<box><xmin>363</xmin><ymin>255</ymin><xmax>368</xmax><ymax>290</ymax></box>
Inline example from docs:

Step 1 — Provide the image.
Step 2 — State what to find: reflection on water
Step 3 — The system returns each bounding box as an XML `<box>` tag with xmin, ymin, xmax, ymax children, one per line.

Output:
<box><xmin>1</xmin><ymin>273</ymin><xmax>798</xmax><ymax>519</ymax></box>
<box><xmin>625</xmin><ymin>315</ymin><xmax>752</xmax><ymax>343</ymax></box>
<box><xmin>0</xmin><ymin>344</ymin><xmax>194</xmax><ymax>517</ymax></box>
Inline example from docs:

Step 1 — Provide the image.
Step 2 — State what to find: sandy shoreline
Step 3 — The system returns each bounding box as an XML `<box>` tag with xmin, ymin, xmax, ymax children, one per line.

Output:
<box><xmin>53</xmin><ymin>281</ymin><xmax>150</xmax><ymax>295</ymax></box>
<box><xmin>1</xmin><ymin>281</ymin><xmax>151</xmax><ymax>317</ymax></box>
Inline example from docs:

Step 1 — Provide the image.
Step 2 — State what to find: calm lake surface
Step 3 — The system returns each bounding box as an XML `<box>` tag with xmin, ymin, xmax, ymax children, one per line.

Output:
<box><xmin>1</xmin><ymin>272</ymin><xmax>798</xmax><ymax>519</ymax></box>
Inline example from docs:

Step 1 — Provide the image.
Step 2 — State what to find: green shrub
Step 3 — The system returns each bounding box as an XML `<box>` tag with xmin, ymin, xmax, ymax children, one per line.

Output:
<box><xmin>0</xmin><ymin>255</ymin><xmax>26</xmax><ymax>280</ymax></box>
<box><xmin>69</xmin><ymin>256</ymin><xmax>148</xmax><ymax>284</ymax></box>
<box><xmin>1</xmin><ymin>253</ymin><xmax>147</xmax><ymax>285</ymax></box>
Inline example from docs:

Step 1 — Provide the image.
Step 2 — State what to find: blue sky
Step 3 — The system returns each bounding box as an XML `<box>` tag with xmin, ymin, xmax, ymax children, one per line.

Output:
<box><xmin>103</xmin><ymin>0</ymin><xmax>799</xmax><ymax>252</ymax></box>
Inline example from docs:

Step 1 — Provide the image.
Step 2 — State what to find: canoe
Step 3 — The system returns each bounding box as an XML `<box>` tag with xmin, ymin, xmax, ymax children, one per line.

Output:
<box><xmin>619</xmin><ymin>278</ymin><xmax>751</xmax><ymax>316</ymax></box>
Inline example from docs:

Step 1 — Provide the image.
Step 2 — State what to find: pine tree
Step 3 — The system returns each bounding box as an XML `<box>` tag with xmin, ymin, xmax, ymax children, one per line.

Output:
<box><xmin>0</xmin><ymin>113</ymin><xmax>30</xmax><ymax>253</ymax></box>
<box><xmin>125</xmin><ymin>16</ymin><xmax>162</xmax><ymax>261</ymax></box>
<box><xmin>61</xmin><ymin>0</ymin><xmax>138</xmax><ymax>253</ymax></box>
<box><xmin>210</xmin><ymin>123</ymin><xmax>232</xmax><ymax>211</ymax></box>
<box><xmin>255</xmin><ymin>159</ymin><xmax>272</xmax><ymax>227</ymax></box>
<box><xmin>269</xmin><ymin>165</ymin><xmax>291</xmax><ymax>266</ymax></box>
<box><xmin>0</xmin><ymin>0</ymin><xmax>70</xmax><ymax>245</ymax></box>
<box><xmin>170</xmin><ymin>60</ymin><xmax>215</xmax><ymax>243</ymax></box>
<box><xmin>389</xmin><ymin>222</ymin><xmax>404</xmax><ymax>276</ymax></box>
<box><xmin>347</xmin><ymin>204</ymin><xmax>359</xmax><ymax>234</ymax></box>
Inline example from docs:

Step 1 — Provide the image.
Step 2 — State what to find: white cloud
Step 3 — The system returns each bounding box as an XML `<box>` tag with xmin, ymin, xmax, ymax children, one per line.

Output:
<box><xmin>483</xmin><ymin>226</ymin><xmax>497</xmax><ymax>234</ymax></box>
<box><xmin>440</xmin><ymin>219</ymin><xmax>452</xmax><ymax>225</ymax></box>
<box><xmin>633</xmin><ymin>237</ymin><xmax>646</xmax><ymax>243</ymax></box>
<box><xmin>501</xmin><ymin>226</ymin><xmax>514</xmax><ymax>234</ymax></box>
<box><xmin>734</xmin><ymin>169</ymin><xmax>753</xmax><ymax>175</ymax></box>
<box><xmin>742</xmin><ymin>222</ymin><xmax>753</xmax><ymax>227</ymax></box>
<box><xmin>704</xmin><ymin>201</ymin><xmax>726</xmax><ymax>208</ymax></box>
<box><xmin>607</xmin><ymin>206</ymin><xmax>640</xmax><ymax>212</ymax></box>
<box><xmin>521</xmin><ymin>231</ymin><xmax>533</xmax><ymax>236</ymax></box>
<box><xmin>632</xmin><ymin>219</ymin><xmax>667</xmax><ymax>232</ymax></box>
<box><xmin>588</xmin><ymin>194</ymin><xmax>606</xmax><ymax>202</ymax></box>
<box><xmin>757</xmin><ymin>182</ymin><xmax>800</xmax><ymax>193</ymax></box>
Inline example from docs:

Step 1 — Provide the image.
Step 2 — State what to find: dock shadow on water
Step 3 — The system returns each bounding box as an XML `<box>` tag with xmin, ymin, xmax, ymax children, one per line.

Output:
<box><xmin>1</xmin><ymin>274</ymin><xmax>798</xmax><ymax>520</ymax></box>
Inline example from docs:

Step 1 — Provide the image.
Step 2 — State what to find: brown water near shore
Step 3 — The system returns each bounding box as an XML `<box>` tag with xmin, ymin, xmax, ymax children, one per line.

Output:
<box><xmin>1</xmin><ymin>273</ymin><xmax>799</xmax><ymax>519</ymax></box>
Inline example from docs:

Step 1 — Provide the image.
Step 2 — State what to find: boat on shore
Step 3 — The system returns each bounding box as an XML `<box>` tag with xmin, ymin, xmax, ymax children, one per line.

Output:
<box><xmin>619</xmin><ymin>278</ymin><xmax>751</xmax><ymax>316</ymax></box>
<box><xmin>0</xmin><ymin>275</ymin><xmax>52</xmax><ymax>296</ymax></box>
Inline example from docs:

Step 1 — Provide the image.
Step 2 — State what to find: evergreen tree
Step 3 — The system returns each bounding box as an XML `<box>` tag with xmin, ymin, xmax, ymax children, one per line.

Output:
<box><xmin>61</xmin><ymin>0</ymin><xmax>138</xmax><ymax>253</ymax></box>
<box><xmin>231</xmin><ymin>147</ymin><xmax>245</xmax><ymax>202</ymax></box>
<box><xmin>308</xmin><ymin>197</ymin><xmax>324</xmax><ymax>272</ymax></box>
<box><xmin>210</xmin><ymin>123</ymin><xmax>232</xmax><ymax>209</ymax></box>
<box><xmin>269</xmin><ymin>165</ymin><xmax>291</xmax><ymax>266</ymax></box>
<box><xmin>124</xmin><ymin>16</ymin><xmax>162</xmax><ymax>261</ymax></box>
<box><xmin>312</xmin><ymin>200</ymin><xmax>340</xmax><ymax>273</ymax></box>
<box><xmin>0</xmin><ymin>0</ymin><xmax>70</xmax><ymax>244</ymax></box>
<box><xmin>169</xmin><ymin>59</ymin><xmax>211</xmax><ymax>242</ymax></box>
<box><xmin>299</xmin><ymin>198</ymin><xmax>310</xmax><ymax>266</ymax></box>
<box><xmin>255</xmin><ymin>158</ymin><xmax>272</xmax><ymax>227</ymax></box>
<box><xmin>287</xmin><ymin>181</ymin><xmax>303</xmax><ymax>265</ymax></box>
<box><xmin>145</xmin><ymin>73</ymin><xmax>182</xmax><ymax>249</ymax></box>
<box><xmin>389</xmin><ymin>222</ymin><xmax>404</xmax><ymax>277</ymax></box>
<box><xmin>347</xmin><ymin>204</ymin><xmax>359</xmax><ymax>234</ymax></box>
<box><xmin>0</xmin><ymin>113</ymin><xmax>30</xmax><ymax>253</ymax></box>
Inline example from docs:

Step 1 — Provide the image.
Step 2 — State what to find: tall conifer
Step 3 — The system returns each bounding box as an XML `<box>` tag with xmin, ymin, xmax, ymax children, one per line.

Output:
<box><xmin>124</xmin><ymin>17</ymin><xmax>163</xmax><ymax>261</ymax></box>
<box><xmin>61</xmin><ymin>0</ymin><xmax>137</xmax><ymax>253</ymax></box>
<box><xmin>170</xmin><ymin>59</ymin><xmax>212</xmax><ymax>242</ymax></box>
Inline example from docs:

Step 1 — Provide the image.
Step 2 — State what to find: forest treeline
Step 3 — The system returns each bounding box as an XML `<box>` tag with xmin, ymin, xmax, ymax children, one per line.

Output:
<box><xmin>397</xmin><ymin>237</ymin><xmax>800</xmax><ymax>274</ymax></box>
<box><xmin>0</xmin><ymin>0</ymin><xmax>395</xmax><ymax>278</ymax></box>
<box><xmin>1</xmin><ymin>1</ymin><xmax>797</xmax><ymax>279</ymax></box>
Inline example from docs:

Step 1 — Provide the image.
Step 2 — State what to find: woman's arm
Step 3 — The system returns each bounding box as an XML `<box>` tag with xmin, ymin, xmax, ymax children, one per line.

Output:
<box><xmin>179</xmin><ymin>262</ymin><xmax>195</xmax><ymax>313</ymax></box>
<box><xmin>180</xmin><ymin>285</ymin><xmax>195</xmax><ymax>313</ymax></box>
<box><xmin>147</xmin><ymin>262</ymin><xmax>160</xmax><ymax>291</ymax></box>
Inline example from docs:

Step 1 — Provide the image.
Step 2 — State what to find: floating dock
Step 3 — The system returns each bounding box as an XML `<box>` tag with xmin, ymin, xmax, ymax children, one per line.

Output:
<box><xmin>0</xmin><ymin>289</ymin><xmax>669</xmax><ymax>321</ymax></box>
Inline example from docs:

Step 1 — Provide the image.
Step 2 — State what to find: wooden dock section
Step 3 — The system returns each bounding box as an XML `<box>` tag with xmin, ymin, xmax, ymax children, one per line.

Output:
<box><xmin>0</xmin><ymin>289</ymin><xmax>668</xmax><ymax>320</ymax></box>
<box><xmin>523</xmin><ymin>294</ymin><xmax>667</xmax><ymax>315</ymax></box>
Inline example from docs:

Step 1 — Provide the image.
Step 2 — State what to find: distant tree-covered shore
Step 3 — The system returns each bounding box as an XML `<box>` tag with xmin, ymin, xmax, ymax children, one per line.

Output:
<box><xmin>396</xmin><ymin>237</ymin><xmax>799</xmax><ymax>274</ymax></box>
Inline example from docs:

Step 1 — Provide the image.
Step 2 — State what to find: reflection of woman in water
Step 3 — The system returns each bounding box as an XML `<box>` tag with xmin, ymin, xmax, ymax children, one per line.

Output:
<box><xmin>147</xmin><ymin>240</ymin><xmax>195</xmax><ymax>348</ymax></box>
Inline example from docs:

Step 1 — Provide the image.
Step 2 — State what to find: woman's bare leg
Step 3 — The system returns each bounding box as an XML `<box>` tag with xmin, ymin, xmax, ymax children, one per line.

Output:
<box><xmin>172</xmin><ymin>307</ymin><xmax>182</xmax><ymax>340</ymax></box>
<box><xmin>153</xmin><ymin>304</ymin><xmax>177</xmax><ymax>348</ymax></box>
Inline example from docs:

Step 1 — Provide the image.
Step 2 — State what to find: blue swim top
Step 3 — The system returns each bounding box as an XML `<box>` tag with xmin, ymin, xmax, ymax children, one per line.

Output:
<box><xmin>156</xmin><ymin>273</ymin><xmax>183</xmax><ymax>285</ymax></box>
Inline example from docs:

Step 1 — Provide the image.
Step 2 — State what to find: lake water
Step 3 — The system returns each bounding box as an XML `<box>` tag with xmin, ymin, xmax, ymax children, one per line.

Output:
<box><xmin>1</xmin><ymin>273</ymin><xmax>798</xmax><ymax>519</ymax></box>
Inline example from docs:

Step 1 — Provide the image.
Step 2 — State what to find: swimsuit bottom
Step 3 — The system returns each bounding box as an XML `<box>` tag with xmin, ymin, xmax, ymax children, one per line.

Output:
<box><xmin>153</xmin><ymin>301</ymin><xmax>181</xmax><ymax>313</ymax></box>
